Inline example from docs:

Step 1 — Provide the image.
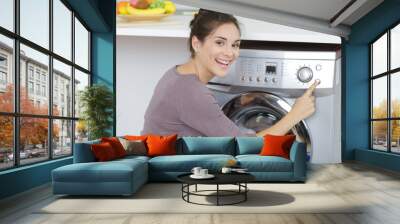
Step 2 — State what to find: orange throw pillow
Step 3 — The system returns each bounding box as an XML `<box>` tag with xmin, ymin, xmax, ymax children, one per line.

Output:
<box><xmin>146</xmin><ymin>134</ymin><xmax>177</xmax><ymax>157</ymax></box>
<box><xmin>124</xmin><ymin>135</ymin><xmax>148</xmax><ymax>141</ymax></box>
<box><xmin>91</xmin><ymin>142</ymin><xmax>117</xmax><ymax>162</ymax></box>
<box><xmin>259</xmin><ymin>134</ymin><xmax>296</xmax><ymax>159</ymax></box>
<box><xmin>101</xmin><ymin>137</ymin><xmax>127</xmax><ymax>158</ymax></box>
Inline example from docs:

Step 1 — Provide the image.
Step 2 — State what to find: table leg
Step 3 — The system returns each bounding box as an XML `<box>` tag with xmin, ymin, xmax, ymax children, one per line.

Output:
<box><xmin>187</xmin><ymin>184</ymin><xmax>190</xmax><ymax>202</ymax></box>
<box><xmin>217</xmin><ymin>184</ymin><xmax>219</xmax><ymax>206</ymax></box>
<box><xmin>181</xmin><ymin>184</ymin><xmax>183</xmax><ymax>199</ymax></box>
<box><xmin>245</xmin><ymin>183</ymin><xmax>247</xmax><ymax>201</ymax></box>
<box><xmin>195</xmin><ymin>184</ymin><xmax>197</xmax><ymax>192</ymax></box>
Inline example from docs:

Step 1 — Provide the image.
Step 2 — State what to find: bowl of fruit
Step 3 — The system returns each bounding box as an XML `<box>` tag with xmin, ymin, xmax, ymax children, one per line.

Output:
<box><xmin>117</xmin><ymin>0</ymin><xmax>176</xmax><ymax>22</ymax></box>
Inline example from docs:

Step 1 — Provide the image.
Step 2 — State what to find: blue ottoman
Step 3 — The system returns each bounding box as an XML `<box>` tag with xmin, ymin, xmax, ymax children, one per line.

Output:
<box><xmin>52</xmin><ymin>156</ymin><xmax>148</xmax><ymax>196</ymax></box>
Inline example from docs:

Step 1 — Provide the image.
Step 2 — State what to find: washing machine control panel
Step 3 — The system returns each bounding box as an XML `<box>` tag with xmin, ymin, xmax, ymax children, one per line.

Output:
<box><xmin>210</xmin><ymin>49</ymin><xmax>337</xmax><ymax>91</ymax></box>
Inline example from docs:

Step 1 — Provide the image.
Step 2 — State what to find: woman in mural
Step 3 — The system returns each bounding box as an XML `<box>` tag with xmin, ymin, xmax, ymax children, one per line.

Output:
<box><xmin>141</xmin><ymin>9</ymin><xmax>319</xmax><ymax>137</ymax></box>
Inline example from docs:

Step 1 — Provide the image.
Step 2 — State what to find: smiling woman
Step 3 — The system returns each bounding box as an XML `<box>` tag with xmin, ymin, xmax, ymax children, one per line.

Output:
<box><xmin>141</xmin><ymin>9</ymin><xmax>318</xmax><ymax>137</ymax></box>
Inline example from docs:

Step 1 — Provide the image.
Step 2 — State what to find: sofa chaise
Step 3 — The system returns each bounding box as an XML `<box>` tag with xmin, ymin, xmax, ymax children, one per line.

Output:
<box><xmin>52</xmin><ymin>137</ymin><xmax>306</xmax><ymax>196</ymax></box>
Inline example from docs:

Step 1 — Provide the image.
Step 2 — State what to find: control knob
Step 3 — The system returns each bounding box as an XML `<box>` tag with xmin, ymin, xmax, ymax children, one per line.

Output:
<box><xmin>297</xmin><ymin>66</ymin><xmax>313</xmax><ymax>83</ymax></box>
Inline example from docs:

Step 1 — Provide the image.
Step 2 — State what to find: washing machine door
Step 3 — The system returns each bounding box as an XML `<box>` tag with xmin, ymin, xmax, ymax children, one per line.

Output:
<box><xmin>221</xmin><ymin>92</ymin><xmax>311</xmax><ymax>146</ymax></box>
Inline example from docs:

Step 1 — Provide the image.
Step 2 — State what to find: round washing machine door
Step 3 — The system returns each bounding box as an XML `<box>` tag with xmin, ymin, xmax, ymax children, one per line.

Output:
<box><xmin>221</xmin><ymin>92</ymin><xmax>311</xmax><ymax>147</ymax></box>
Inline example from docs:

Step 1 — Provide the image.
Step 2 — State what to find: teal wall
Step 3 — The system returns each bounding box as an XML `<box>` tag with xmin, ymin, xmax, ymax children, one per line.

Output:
<box><xmin>92</xmin><ymin>0</ymin><xmax>116</xmax><ymax>135</ymax></box>
<box><xmin>343</xmin><ymin>0</ymin><xmax>400</xmax><ymax>171</ymax></box>
<box><xmin>0</xmin><ymin>0</ymin><xmax>116</xmax><ymax>200</ymax></box>
<box><xmin>0</xmin><ymin>158</ymin><xmax>72</xmax><ymax>199</ymax></box>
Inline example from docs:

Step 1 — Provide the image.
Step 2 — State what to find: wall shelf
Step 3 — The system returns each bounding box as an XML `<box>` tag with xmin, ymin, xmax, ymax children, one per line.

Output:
<box><xmin>117</xmin><ymin>13</ymin><xmax>341</xmax><ymax>44</ymax></box>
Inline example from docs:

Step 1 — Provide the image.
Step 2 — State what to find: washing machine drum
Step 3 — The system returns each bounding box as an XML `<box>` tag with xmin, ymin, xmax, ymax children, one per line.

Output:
<box><xmin>221</xmin><ymin>92</ymin><xmax>310</xmax><ymax>144</ymax></box>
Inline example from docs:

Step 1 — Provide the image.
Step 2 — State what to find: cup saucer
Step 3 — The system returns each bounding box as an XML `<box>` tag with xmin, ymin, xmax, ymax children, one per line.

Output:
<box><xmin>190</xmin><ymin>174</ymin><xmax>215</xmax><ymax>179</ymax></box>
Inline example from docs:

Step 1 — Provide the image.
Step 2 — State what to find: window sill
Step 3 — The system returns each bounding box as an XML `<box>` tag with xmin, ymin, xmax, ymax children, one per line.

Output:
<box><xmin>0</xmin><ymin>156</ymin><xmax>72</xmax><ymax>175</ymax></box>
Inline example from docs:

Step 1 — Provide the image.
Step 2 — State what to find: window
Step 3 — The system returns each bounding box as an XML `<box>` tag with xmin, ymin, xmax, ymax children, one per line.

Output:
<box><xmin>0</xmin><ymin>35</ymin><xmax>13</xmax><ymax>113</ymax></box>
<box><xmin>28</xmin><ymin>81</ymin><xmax>34</xmax><ymax>94</ymax></box>
<box><xmin>75</xmin><ymin>18</ymin><xmax>89</xmax><ymax>70</ymax></box>
<box><xmin>0</xmin><ymin>54</ymin><xmax>7</xmax><ymax>86</ymax></box>
<box><xmin>53</xmin><ymin>0</ymin><xmax>72</xmax><ymax>60</ymax></box>
<box><xmin>35</xmin><ymin>70</ymin><xmax>40</xmax><ymax>81</ymax></box>
<box><xmin>41</xmin><ymin>73</ymin><xmax>46</xmax><ymax>82</ymax></box>
<box><xmin>36</xmin><ymin>83</ymin><xmax>40</xmax><ymax>95</ymax></box>
<box><xmin>0</xmin><ymin>54</ymin><xmax>7</xmax><ymax>67</ymax></box>
<box><xmin>28</xmin><ymin>67</ymin><xmax>34</xmax><ymax>80</ymax></box>
<box><xmin>0</xmin><ymin>71</ymin><xmax>6</xmax><ymax>85</ymax></box>
<box><xmin>20</xmin><ymin>0</ymin><xmax>49</xmax><ymax>49</ymax></box>
<box><xmin>0</xmin><ymin>0</ymin><xmax>91</xmax><ymax>170</ymax></box>
<box><xmin>0</xmin><ymin>0</ymin><xmax>14</xmax><ymax>32</ymax></box>
<box><xmin>53</xmin><ymin>59</ymin><xmax>71</xmax><ymax>117</ymax></box>
<box><xmin>371</xmin><ymin>23</ymin><xmax>400</xmax><ymax>154</ymax></box>
<box><xmin>42</xmin><ymin>85</ymin><xmax>46</xmax><ymax>97</ymax></box>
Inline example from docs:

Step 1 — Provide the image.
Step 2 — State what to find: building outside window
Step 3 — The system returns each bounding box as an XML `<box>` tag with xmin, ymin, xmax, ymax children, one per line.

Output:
<box><xmin>370</xmin><ymin>23</ymin><xmax>400</xmax><ymax>154</ymax></box>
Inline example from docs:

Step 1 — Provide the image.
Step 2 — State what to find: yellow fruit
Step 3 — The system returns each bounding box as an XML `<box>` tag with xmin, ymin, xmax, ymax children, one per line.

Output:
<box><xmin>127</xmin><ymin>6</ymin><xmax>166</xmax><ymax>15</ymax></box>
<box><xmin>117</xmin><ymin>1</ymin><xmax>130</xmax><ymax>15</ymax></box>
<box><xmin>164</xmin><ymin>1</ymin><xmax>176</xmax><ymax>14</ymax></box>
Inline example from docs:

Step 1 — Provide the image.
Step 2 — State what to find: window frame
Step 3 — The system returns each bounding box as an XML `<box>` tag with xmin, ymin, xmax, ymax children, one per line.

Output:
<box><xmin>0</xmin><ymin>0</ymin><xmax>92</xmax><ymax>171</ymax></box>
<box><xmin>370</xmin><ymin>20</ymin><xmax>400</xmax><ymax>154</ymax></box>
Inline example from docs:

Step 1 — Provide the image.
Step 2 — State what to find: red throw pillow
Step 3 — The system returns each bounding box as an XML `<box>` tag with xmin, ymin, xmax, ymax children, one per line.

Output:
<box><xmin>146</xmin><ymin>134</ymin><xmax>177</xmax><ymax>157</ymax></box>
<box><xmin>101</xmin><ymin>137</ymin><xmax>127</xmax><ymax>158</ymax></box>
<box><xmin>91</xmin><ymin>142</ymin><xmax>117</xmax><ymax>161</ymax></box>
<box><xmin>259</xmin><ymin>134</ymin><xmax>296</xmax><ymax>159</ymax></box>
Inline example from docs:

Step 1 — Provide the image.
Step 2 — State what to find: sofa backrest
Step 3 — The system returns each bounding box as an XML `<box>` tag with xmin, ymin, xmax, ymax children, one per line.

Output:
<box><xmin>73</xmin><ymin>136</ymin><xmax>266</xmax><ymax>162</ymax></box>
<box><xmin>176</xmin><ymin>137</ymin><xmax>236</xmax><ymax>155</ymax></box>
<box><xmin>73</xmin><ymin>139</ymin><xmax>100</xmax><ymax>163</ymax></box>
<box><xmin>235</xmin><ymin>137</ymin><xmax>264</xmax><ymax>155</ymax></box>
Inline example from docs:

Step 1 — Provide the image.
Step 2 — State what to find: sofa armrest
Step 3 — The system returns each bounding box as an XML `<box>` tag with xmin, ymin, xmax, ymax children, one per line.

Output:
<box><xmin>289</xmin><ymin>141</ymin><xmax>307</xmax><ymax>181</ymax></box>
<box><xmin>73</xmin><ymin>140</ymin><xmax>100</xmax><ymax>163</ymax></box>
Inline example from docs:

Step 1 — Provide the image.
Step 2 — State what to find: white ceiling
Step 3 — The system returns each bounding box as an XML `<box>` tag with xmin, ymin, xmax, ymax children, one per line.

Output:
<box><xmin>173</xmin><ymin>0</ymin><xmax>384</xmax><ymax>38</ymax></box>
<box><xmin>226</xmin><ymin>0</ymin><xmax>352</xmax><ymax>23</ymax></box>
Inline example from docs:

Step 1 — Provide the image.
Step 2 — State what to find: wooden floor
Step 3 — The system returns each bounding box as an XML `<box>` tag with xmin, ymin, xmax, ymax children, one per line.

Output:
<box><xmin>1</xmin><ymin>162</ymin><xmax>400</xmax><ymax>224</ymax></box>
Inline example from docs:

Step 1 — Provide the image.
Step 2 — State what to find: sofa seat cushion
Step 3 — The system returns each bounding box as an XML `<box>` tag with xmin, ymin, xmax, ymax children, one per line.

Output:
<box><xmin>236</xmin><ymin>155</ymin><xmax>293</xmax><ymax>172</ymax></box>
<box><xmin>52</xmin><ymin>159</ymin><xmax>147</xmax><ymax>183</ymax></box>
<box><xmin>149</xmin><ymin>154</ymin><xmax>235</xmax><ymax>172</ymax></box>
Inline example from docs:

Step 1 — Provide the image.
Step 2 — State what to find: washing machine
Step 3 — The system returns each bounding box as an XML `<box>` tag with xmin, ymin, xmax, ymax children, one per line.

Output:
<box><xmin>207</xmin><ymin>49</ymin><xmax>342</xmax><ymax>164</ymax></box>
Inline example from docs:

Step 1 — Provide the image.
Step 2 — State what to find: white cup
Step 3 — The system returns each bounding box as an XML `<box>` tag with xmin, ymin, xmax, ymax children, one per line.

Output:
<box><xmin>221</xmin><ymin>167</ymin><xmax>232</xmax><ymax>174</ymax></box>
<box><xmin>200</xmin><ymin>169</ymin><xmax>208</xmax><ymax>176</ymax></box>
<box><xmin>191</xmin><ymin>167</ymin><xmax>202</xmax><ymax>176</ymax></box>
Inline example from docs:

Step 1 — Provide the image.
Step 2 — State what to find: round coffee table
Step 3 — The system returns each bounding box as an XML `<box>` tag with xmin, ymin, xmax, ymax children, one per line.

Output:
<box><xmin>177</xmin><ymin>173</ymin><xmax>255</xmax><ymax>206</ymax></box>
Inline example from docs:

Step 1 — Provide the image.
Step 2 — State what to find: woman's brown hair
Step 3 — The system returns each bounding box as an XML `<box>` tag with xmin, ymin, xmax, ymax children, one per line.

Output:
<box><xmin>188</xmin><ymin>9</ymin><xmax>241</xmax><ymax>58</ymax></box>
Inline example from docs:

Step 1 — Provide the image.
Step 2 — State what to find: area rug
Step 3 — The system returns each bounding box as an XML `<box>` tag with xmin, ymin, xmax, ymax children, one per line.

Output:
<box><xmin>37</xmin><ymin>183</ymin><xmax>362</xmax><ymax>214</ymax></box>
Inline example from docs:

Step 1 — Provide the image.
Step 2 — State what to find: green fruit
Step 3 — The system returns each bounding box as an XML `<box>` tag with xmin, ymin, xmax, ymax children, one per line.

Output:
<box><xmin>149</xmin><ymin>0</ymin><xmax>165</xmax><ymax>9</ymax></box>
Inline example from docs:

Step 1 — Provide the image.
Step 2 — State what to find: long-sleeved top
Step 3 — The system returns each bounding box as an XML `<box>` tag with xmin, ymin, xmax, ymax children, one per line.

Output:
<box><xmin>141</xmin><ymin>66</ymin><xmax>256</xmax><ymax>137</ymax></box>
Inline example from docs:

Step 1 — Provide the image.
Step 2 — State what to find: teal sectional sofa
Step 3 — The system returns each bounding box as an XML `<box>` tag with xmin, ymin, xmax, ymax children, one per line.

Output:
<box><xmin>52</xmin><ymin>137</ymin><xmax>306</xmax><ymax>196</ymax></box>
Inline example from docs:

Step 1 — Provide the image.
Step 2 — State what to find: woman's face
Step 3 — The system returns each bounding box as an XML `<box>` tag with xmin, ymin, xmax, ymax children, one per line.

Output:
<box><xmin>193</xmin><ymin>23</ymin><xmax>241</xmax><ymax>77</ymax></box>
